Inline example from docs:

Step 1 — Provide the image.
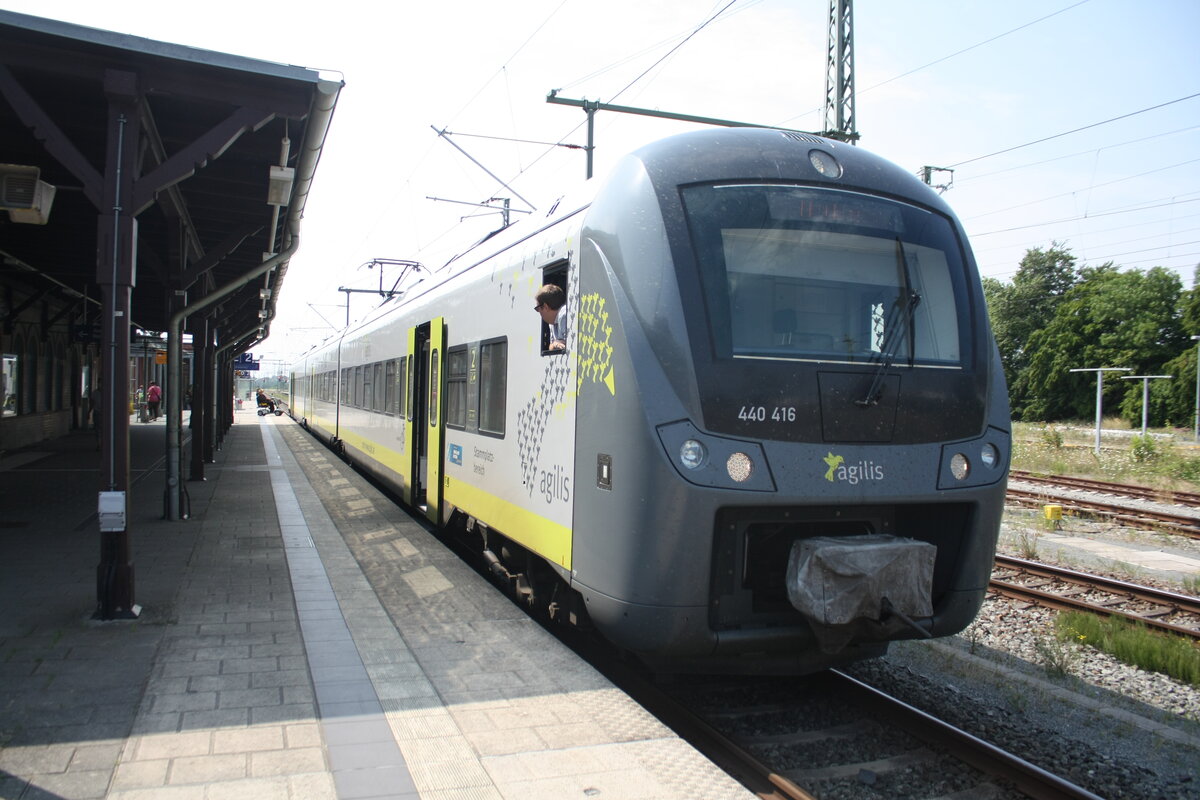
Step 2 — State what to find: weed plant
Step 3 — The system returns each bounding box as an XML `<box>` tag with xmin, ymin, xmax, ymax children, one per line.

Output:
<box><xmin>1054</xmin><ymin>611</ymin><xmax>1200</xmax><ymax>687</ymax></box>
<box><xmin>1034</xmin><ymin>632</ymin><xmax>1079</xmax><ymax>678</ymax></box>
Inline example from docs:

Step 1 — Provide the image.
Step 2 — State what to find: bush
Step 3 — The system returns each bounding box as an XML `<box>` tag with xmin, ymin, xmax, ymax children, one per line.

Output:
<box><xmin>1040</xmin><ymin>426</ymin><xmax>1064</xmax><ymax>449</ymax></box>
<box><xmin>1130</xmin><ymin>435</ymin><xmax>1159</xmax><ymax>463</ymax></box>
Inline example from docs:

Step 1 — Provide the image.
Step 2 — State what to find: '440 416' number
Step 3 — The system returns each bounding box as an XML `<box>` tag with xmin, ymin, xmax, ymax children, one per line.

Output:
<box><xmin>738</xmin><ymin>405</ymin><xmax>797</xmax><ymax>423</ymax></box>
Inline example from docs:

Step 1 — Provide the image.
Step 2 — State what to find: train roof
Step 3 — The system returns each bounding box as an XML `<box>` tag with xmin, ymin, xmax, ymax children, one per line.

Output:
<box><xmin>301</xmin><ymin>128</ymin><xmax>957</xmax><ymax>361</ymax></box>
<box><xmin>323</xmin><ymin>177</ymin><xmax>601</xmax><ymax>345</ymax></box>
<box><xmin>629</xmin><ymin>127</ymin><xmax>954</xmax><ymax>217</ymax></box>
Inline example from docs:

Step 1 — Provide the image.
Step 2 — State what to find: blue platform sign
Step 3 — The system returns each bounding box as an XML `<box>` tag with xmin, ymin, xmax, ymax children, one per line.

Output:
<box><xmin>233</xmin><ymin>353</ymin><xmax>260</xmax><ymax>371</ymax></box>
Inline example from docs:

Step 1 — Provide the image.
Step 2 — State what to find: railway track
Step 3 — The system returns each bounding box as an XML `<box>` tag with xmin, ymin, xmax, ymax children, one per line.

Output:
<box><xmin>989</xmin><ymin>554</ymin><xmax>1200</xmax><ymax>639</ymax></box>
<box><xmin>645</xmin><ymin>671</ymin><xmax>1103</xmax><ymax>800</ymax></box>
<box><xmin>1005</xmin><ymin>486</ymin><xmax>1200</xmax><ymax>539</ymax></box>
<box><xmin>1010</xmin><ymin>470</ymin><xmax>1200</xmax><ymax>507</ymax></box>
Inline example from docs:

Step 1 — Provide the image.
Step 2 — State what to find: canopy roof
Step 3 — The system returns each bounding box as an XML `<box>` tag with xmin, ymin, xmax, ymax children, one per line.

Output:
<box><xmin>0</xmin><ymin>9</ymin><xmax>341</xmax><ymax>350</ymax></box>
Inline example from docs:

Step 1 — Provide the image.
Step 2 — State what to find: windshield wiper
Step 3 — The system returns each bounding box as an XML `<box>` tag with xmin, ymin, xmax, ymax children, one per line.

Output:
<box><xmin>857</xmin><ymin>239</ymin><xmax>921</xmax><ymax>407</ymax></box>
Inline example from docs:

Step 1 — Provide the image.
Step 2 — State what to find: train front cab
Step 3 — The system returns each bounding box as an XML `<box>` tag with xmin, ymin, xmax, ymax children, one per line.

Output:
<box><xmin>568</xmin><ymin>130</ymin><xmax>1011</xmax><ymax>673</ymax></box>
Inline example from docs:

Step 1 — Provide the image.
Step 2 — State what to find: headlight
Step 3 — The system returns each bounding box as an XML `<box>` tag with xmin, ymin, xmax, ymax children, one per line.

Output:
<box><xmin>950</xmin><ymin>453</ymin><xmax>970</xmax><ymax>480</ymax></box>
<box><xmin>726</xmin><ymin>452</ymin><xmax>754</xmax><ymax>483</ymax></box>
<box><xmin>679</xmin><ymin>439</ymin><xmax>707</xmax><ymax>470</ymax></box>
<box><xmin>980</xmin><ymin>443</ymin><xmax>999</xmax><ymax>469</ymax></box>
<box><xmin>809</xmin><ymin>149</ymin><xmax>843</xmax><ymax>178</ymax></box>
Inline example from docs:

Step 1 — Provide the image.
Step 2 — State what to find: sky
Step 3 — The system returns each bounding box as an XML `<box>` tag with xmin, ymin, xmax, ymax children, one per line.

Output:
<box><xmin>4</xmin><ymin>0</ymin><xmax>1199</xmax><ymax>372</ymax></box>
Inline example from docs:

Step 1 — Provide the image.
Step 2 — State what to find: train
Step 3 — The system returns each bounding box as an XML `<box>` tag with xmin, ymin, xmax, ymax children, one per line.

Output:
<box><xmin>289</xmin><ymin>127</ymin><xmax>1011</xmax><ymax>674</ymax></box>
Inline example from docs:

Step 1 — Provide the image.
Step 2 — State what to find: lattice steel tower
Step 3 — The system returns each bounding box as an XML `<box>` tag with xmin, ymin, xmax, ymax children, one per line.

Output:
<box><xmin>824</xmin><ymin>0</ymin><xmax>860</xmax><ymax>143</ymax></box>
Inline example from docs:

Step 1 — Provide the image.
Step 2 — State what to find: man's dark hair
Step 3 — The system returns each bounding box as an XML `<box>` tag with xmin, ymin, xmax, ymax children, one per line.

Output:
<box><xmin>536</xmin><ymin>284</ymin><xmax>565</xmax><ymax>310</ymax></box>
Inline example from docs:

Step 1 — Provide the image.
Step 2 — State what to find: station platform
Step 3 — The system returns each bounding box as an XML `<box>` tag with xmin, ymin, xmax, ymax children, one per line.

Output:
<box><xmin>0</xmin><ymin>412</ymin><xmax>754</xmax><ymax>800</ymax></box>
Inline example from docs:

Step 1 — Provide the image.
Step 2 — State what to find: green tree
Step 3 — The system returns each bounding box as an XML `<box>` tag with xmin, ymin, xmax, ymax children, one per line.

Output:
<box><xmin>1021</xmin><ymin>265</ymin><xmax>1184</xmax><ymax>424</ymax></box>
<box><xmin>1180</xmin><ymin>264</ymin><xmax>1200</xmax><ymax>335</ymax></box>
<box><xmin>1160</xmin><ymin>264</ymin><xmax>1200</xmax><ymax>428</ymax></box>
<box><xmin>987</xmin><ymin>243</ymin><xmax>1078</xmax><ymax>418</ymax></box>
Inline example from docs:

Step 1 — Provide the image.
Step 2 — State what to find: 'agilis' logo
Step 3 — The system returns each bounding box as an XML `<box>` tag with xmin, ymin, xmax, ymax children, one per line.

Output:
<box><xmin>823</xmin><ymin>452</ymin><xmax>884</xmax><ymax>485</ymax></box>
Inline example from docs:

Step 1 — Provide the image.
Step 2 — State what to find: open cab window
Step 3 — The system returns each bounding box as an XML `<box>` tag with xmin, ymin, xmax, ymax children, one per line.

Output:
<box><xmin>539</xmin><ymin>260</ymin><xmax>569</xmax><ymax>357</ymax></box>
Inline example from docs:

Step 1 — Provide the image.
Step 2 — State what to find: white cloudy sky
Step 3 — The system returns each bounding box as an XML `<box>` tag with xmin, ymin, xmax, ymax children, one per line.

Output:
<box><xmin>4</xmin><ymin>0</ymin><xmax>1199</xmax><ymax>369</ymax></box>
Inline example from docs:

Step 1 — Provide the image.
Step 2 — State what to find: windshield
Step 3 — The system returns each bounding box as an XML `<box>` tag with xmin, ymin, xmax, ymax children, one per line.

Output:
<box><xmin>682</xmin><ymin>184</ymin><xmax>968</xmax><ymax>366</ymax></box>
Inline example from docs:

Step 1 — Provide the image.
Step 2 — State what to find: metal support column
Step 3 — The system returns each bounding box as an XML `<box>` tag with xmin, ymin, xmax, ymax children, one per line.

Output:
<box><xmin>188</xmin><ymin>316</ymin><xmax>208</xmax><ymax>481</ymax></box>
<box><xmin>202</xmin><ymin>325</ymin><xmax>216</xmax><ymax>462</ymax></box>
<box><xmin>95</xmin><ymin>70</ymin><xmax>140</xmax><ymax>619</ymax></box>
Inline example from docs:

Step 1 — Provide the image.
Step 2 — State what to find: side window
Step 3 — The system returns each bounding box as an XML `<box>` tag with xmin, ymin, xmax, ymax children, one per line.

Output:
<box><xmin>340</xmin><ymin>368</ymin><xmax>350</xmax><ymax>405</ymax></box>
<box><xmin>429</xmin><ymin>349</ymin><xmax>439</xmax><ymax>427</ymax></box>
<box><xmin>538</xmin><ymin>260</ymin><xmax>568</xmax><ymax>357</ymax></box>
<box><xmin>405</xmin><ymin>355</ymin><xmax>414</xmax><ymax>422</ymax></box>
<box><xmin>398</xmin><ymin>357</ymin><xmax>408</xmax><ymax>420</ymax></box>
<box><xmin>373</xmin><ymin>361</ymin><xmax>385</xmax><ymax>412</ymax></box>
<box><xmin>385</xmin><ymin>359</ymin><xmax>397</xmax><ymax>415</ymax></box>
<box><xmin>445</xmin><ymin>345</ymin><xmax>468</xmax><ymax>430</ymax></box>
<box><xmin>479</xmin><ymin>338</ymin><xmax>507</xmax><ymax>437</ymax></box>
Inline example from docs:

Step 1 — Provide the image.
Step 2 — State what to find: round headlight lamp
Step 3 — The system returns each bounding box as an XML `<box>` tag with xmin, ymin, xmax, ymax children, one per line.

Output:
<box><xmin>950</xmin><ymin>453</ymin><xmax>970</xmax><ymax>481</ymax></box>
<box><xmin>726</xmin><ymin>452</ymin><xmax>754</xmax><ymax>483</ymax></box>
<box><xmin>679</xmin><ymin>439</ymin><xmax>707</xmax><ymax>470</ymax></box>
<box><xmin>809</xmin><ymin>149</ymin><xmax>843</xmax><ymax>178</ymax></box>
<box><xmin>980</xmin><ymin>443</ymin><xmax>999</xmax><ymax>469</ymax></box>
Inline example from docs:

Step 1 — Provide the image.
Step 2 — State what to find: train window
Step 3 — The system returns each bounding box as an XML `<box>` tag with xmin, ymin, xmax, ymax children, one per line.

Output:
<box><xmin>682</xmin><ymin>184</ymin><xmax>967</xmax><ymax>366</ymax></box>
<box><xmin>373</xmin><ymin>361</ymin><xmax>385</xmax><ymax>411</ymax></box>
<box><xmin>445</xmin><ymin>346</ymin><xmax>468</xmax><ymax>430</ymax></box>
<box><xmin>399</xmin><ymin>357</ymin><xmax>408</xmax><ymax>419</ymax></box>
<box><xmin>405</xmin><ymin>355</ymin><xmax>414</xmax><ymax>422</ymax></box>
<box><xmin>479</xmin><ymin>338</ymin><xmax>507</xmax><ymax>437</ymax></box>
<box><xmin>340</xmin><ymin>368</ymin><xmax>350</xmax><ymax>404</ymax></box>
<box><xmin>385</xmin><ymin>360</ymin><xmax>397</xmax><ymax>415</ymax></box>
<box><xmin>429</xmin><ymin>349</ymin><xmax>439</xmax><ymax>427</ymax></box>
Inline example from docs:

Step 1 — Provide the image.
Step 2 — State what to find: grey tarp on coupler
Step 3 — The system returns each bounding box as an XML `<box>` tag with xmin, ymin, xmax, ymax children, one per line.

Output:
<box><xmin>787</xmin><ymin>534</ymin><xmax>936</xmax><ymax>653</ymax></box>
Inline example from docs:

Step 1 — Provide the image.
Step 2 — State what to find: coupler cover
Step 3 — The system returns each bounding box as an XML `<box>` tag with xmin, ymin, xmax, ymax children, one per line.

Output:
<box><xmin>786</xmin><ymin>534</ymin><xmax>936</xmax><ymax>651</ymax></box>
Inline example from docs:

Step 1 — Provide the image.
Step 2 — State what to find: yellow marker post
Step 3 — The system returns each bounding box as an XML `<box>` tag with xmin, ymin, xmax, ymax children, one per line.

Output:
<box><xmin>1043</xmin><ymin>504</ymin><xmax>1063</xmax><ymax>530</ymax></box>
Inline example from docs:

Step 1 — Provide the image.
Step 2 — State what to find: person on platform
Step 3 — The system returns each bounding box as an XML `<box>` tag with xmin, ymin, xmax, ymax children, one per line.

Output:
<box><xmin>146</xmin><ymin>381</ymin><xmax>162</xmax><ymax>420</ymax></box>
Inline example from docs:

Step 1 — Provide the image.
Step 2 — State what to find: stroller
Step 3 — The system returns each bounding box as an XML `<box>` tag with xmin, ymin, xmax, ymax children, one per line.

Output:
<box><xmin>256</xmin><ymin>394</ymin><xmax>283</xmax><ymax>416</ymax></box>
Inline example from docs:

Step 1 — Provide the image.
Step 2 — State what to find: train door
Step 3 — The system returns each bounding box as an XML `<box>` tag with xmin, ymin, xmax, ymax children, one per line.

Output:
<box><xmin>425</xmin><ymin>317</ymin><xmax>446</xmax><ymax>525</ymax></box>
<box><xmin>408</xmin><ymin>318</ymin><xmax>445</xmax><ymax>524</ymax></box>
<box><xmin>408</xmin><ymin>324</ymin><xmax>429</xmax><ymax>508</ymax></box>
<box><xmin>402</xmin><ymin>326</ymin><xmax>417</xmax><ymax>506</ymax></box>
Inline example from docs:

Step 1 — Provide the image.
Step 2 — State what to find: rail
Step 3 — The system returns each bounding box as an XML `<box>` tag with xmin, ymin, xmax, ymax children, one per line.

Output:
<box><xmin>990</xmin><ymin>555</ymin><xmax>1200</xmax><ymax>639</ymax></box>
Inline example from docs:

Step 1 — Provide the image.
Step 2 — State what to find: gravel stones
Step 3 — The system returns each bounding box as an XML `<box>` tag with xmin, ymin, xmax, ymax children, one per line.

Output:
<box><xmin>842</xmin><ymin>511</ymin><xmax>1200</xmax><ymax>800</ymax></box>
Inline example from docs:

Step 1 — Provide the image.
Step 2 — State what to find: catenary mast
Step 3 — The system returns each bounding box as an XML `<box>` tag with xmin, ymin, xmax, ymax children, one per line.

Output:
<box><xmin>824</xmin><ymin>0</ymin><xmax>859</xmax><ymax>143</ymax></box>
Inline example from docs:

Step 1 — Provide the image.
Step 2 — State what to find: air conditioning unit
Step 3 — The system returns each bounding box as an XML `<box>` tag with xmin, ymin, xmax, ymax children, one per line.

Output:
<box><xmin>0</xmin><ymin>164</ymin><xmax>56</xmax><ymax>225</ymax></box>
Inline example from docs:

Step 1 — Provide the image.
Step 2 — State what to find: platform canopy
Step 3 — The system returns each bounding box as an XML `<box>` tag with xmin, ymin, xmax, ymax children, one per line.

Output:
<box><xmin>0</xmin><ymin>9</ymin><xmax>341</xmax><ymax>347</ymax></box>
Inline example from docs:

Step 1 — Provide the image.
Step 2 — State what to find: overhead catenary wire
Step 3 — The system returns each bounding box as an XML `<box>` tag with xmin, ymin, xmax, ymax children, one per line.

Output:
<box><xmin>963</xmin><ymin>157</ymin><xmax>1200</xmax><ymax>221</ymax></box>
<box><xmin>495</xmin><ymin>0</ymin><xmax>746</xmax><ymax>191</ymax></box>
<box><xmin>946</xmin><ymin>92</ymin><xmax>1200</xmax><ymax>170</ymax></box>
<box><xmin>956</xmin><ymin>125</ymin><xmax>1200</xmax><ymax>184</ymax></box>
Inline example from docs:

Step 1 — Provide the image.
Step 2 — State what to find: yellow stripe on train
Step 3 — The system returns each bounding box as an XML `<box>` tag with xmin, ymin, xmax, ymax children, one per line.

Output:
<box><xmin>445</xmin><ymin>476</ymin><xmax>572</xmax><ymax>570</ymax></box>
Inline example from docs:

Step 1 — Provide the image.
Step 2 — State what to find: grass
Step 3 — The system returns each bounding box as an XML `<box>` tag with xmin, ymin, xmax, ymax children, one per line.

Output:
<box><xmin>1054</xmin><ymin>611</ymin><xmax>1200</xmax><ymax>687</ymax></box>
<box><xmin>1012</xmin><ymin>419</ymin><xmax>1200</xmax><ymax>685</ymax></box>
<box><xmin>1012</xmin><ymin>419</ymin><xmax>1200</xmax><ymax>487</ymax></box>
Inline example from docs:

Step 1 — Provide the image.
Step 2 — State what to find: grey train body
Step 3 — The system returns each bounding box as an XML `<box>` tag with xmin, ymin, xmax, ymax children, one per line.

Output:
<box><xmin>293</xmin><ymin>127</ymin><xmax>1011</xmax><ymax>675</ymax></box>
